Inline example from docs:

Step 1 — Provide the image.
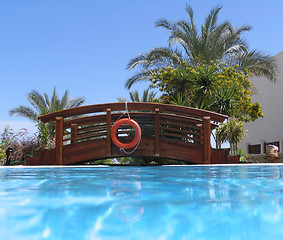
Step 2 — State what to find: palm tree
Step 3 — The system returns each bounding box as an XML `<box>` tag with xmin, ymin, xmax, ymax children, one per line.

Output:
<box><xmin>126</xmin><ymin>5</ymin><xmax>277</xmax><ymax>89</ymax></box>
<box><xmin>9</xmin><ymin>87</ymin><xmax>85</xmax><ymax>121</ymax></box>
<box><xmin>215</xmin><ymin>118</ymin><xmax>246</xmax><ymax>155</ymax></box>
<box><xmin>9</xmin><ymin>87</ymin><xmax>85</xmax><ymax>146</ymax></box>
<box><xmin>117</xmin><ymin>89</ymin><xmax>156</xmax><ymax>102</ymax></box>
<box><xmin>130</xmin><ymin>89</ymin><xmax>157</xmax><ymax>102</ymax></box>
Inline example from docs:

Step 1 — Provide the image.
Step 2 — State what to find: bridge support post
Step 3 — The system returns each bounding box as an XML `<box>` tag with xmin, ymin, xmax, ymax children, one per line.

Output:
<box><xmin>155</xmin><ymin>108</ymin><xmax>160</xmax><ymax>156</ymax></box>
<box><xmin>107</xmin><ymin>108</ymin><xmax>112</xmax><ymax>157</ymax></box>
<box><xmin>55</xmin><ymin>117</ymin><xmax>63</xmax><ymax>165</ymax></box>
<box><xmin>71</xmin><ymin>124</ymin><xmax>78</xmax><ymax>144</ymax></box>
<box><xmin>203</xmin><ymin>116</ymin><xmax>211</xmax><ymax>164</ymax></box>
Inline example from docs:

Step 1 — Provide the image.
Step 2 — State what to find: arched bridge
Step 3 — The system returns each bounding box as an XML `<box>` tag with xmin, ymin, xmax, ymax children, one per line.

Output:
<box><xmin>26</xmin><ymin>102</ymin><xmax>229</xmax><ymax>165</ymax></box>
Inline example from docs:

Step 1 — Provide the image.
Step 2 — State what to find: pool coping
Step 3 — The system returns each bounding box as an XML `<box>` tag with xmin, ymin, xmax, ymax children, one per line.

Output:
<box><xmin>1</xmin><ymin>163</ymin><xmax>283</xmax><ymax>168</ymax></box>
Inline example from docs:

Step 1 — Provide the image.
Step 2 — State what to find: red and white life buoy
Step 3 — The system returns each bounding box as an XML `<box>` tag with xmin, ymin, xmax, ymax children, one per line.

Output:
<box><xmin>111</xmin><ymin>118</ymin><xmax>141</xmax><ymax>149</ymax></box>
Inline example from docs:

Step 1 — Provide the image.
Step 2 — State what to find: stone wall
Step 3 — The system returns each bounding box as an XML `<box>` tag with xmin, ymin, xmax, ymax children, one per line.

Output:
<box><xmin>247</xmin><ymin>153</ymin><xmax>283</xmax><ymax>163</ymax></box>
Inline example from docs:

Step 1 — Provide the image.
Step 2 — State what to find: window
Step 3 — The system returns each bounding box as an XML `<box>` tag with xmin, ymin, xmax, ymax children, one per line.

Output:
<box><xmin>248</xmin><ymin>144</ymin><xmax>261</xmax><ymax>154</ymax></box>
<box><xmin>264</xmin><ymin>141</ymin><xmax>280</xmax><ymax>153</ymax></box>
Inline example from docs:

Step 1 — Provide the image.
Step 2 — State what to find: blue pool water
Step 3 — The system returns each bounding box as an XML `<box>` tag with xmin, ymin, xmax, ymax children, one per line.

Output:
<box><xmin>1</xmin><ymin>165</ymin><xmax>283</xmax><ymax>240</ymax></box>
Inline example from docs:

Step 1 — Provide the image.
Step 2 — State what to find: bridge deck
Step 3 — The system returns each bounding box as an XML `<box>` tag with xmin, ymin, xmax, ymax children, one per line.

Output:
<box><xmin>26</xmin><ymin>102</ymin><xmax>229</xmax><ymax>165</ymax></box>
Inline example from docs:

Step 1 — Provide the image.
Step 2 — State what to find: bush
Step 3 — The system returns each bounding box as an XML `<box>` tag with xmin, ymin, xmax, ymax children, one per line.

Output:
<box><xmin>1</xmin><ymin>127</ymin><xmax>40</xmax><ymax>164</ymax></box>
<box><xmin>0</xmin><ymin>144</ymin><xmax>6</xmax><ymax>163</ymax></box>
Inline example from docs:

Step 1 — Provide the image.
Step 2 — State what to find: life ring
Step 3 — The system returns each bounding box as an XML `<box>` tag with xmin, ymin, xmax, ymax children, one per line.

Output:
<box><xmin>111</xmin><ymin>118</ymin><xmax>141</xmax><ymax>149</ymax></box>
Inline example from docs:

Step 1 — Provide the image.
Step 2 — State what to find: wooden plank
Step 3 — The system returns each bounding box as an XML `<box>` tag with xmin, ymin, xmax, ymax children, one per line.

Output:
<box><xmin>155</xmin><ymin>108</ymin><xmax>160</xmax><ymax>156</ymax></box>
<box><xmin>71</xmin><ymin>124</ymin><xmax>78</xmax><ymax>144</ymax></box>
<box><xmin>203</xmin><ymin>116</ymin><xmax>211</xmax><ymax>164</ymax></box>
<box><xmin>160</xmin><ymin>113</ymin><xmax>203</xmax><ymax>124</ymax></box>
<box><xmin>160</xmin><ymin>126</ymin><xmax>201</xmax><ymax>136</ymax></box>
<box><xmin>63</xmin><ymin>112</ymin><xmax>153</xmax><ymax>129</ymax></box>
<box><xmin>160</xmin><ymin>114</ymin><xmax>219</xmax><ymax>129</ymax></box>
<box><xmin>63</xmin><ymin>111</ymin><xmax>217</xmax><ymax>130</ymax></box>
<box><xmin>68</xmin><ymin>131</ymin><xmax>107</xmax><ymax>142</ymax></box>
<box><xmin>64</xmin><ymin>115</ymin><xmax>108</xmax><ymax>128</ymax></box>
<box><xmin>39</xmin><ymin>102</ymin><xmax>228</xmax><ymax>123</ymax></box>
<box><xmin>111</xmin><ymin>137</ymin><xmax>155</xmax><ymax>158</ymax></box>
<box><xmin>161</xmin><ymin>132</ymin><xmax>201</xmax><ymax>143</ymax></box>
<box><xmin>74</xmin><ymin>124</ymin><xmax>106</xmax><ymax>133</ymax></box>
<box><xmin>159</xmin><ymin>138</ymin><xmax>203</xmax><ymax>163</ymax></box>
<box><xmin>31</xmin><ymin>136</ymin><xmax>206</xmax><ymax>165</ymax></box>
<box><xmin>107</xmin><ymin>108</ymin><xmax>111</xmax><ymax>157</ymax></box>
<box><xmin>211</xmin><ymin>148</ymin><xmax>229</xmax><ymax>164</ymax></box>
<box><xmin>55</xmin><ymin>117</ymin><xmax>63</xmax><ymax>165</ymax></box>
<box><xmin>63</xmin><ymin>139</ymin><xmax>108</xmax><ymax>164</ymax></box>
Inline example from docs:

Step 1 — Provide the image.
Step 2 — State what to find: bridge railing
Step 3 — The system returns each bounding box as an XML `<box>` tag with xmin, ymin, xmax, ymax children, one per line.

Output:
<box><xmin>38</xmin><ymin>103</ymin><xmax>227</xmax><ymax>164</ymax></box>
<box><xmin>38</xmin><ymin>102</ymin><xmax>227</xmax><ymax>123</ymax></box>
<box><xmin>62</xmin><ymin>112</ymin><xmax>204</xmax><ymax>145</ymax></box>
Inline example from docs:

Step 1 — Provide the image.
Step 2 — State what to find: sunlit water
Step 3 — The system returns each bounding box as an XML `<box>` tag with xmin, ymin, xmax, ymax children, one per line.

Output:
<box><xmin>1</xmin><ymin>165</ymin><xmax>283</xmax><ymax>240</ymax></box>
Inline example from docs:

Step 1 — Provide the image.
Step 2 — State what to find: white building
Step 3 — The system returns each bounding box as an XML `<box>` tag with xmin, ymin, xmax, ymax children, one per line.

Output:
<box><xmin>240</xmin><ymin>51</ymin><xmax>283</xmax><ymax>154</ymax></box>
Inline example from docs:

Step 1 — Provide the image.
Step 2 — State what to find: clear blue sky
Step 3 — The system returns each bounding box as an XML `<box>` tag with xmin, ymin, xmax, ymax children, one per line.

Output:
<box><xmin>1</xmin><ymin>0</ymin><xmax>283</xmax><ymax>134</ymax></box>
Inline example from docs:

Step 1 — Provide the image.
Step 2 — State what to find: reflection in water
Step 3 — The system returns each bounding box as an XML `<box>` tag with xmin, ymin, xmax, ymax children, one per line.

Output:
<box><xmin>110</xmin><ymin>168</ymin><xmax>144</xmax><ymax>224</ymax></box>
<box><xmin>89</xmin><ymin>168</ymin><xmax>145</xmax><ymax>239</ymax></box>
<box><xmin>1</xmin><ymin>165</ymin><xmax>283</xmax><ymax>239</ymax></box>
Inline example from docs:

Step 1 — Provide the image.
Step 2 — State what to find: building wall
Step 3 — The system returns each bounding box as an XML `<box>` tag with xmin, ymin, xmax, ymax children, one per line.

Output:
<box><xmin>240</xmin><ymin>51</ymin><xmax>283</xmax><ymax>153</ymax></box>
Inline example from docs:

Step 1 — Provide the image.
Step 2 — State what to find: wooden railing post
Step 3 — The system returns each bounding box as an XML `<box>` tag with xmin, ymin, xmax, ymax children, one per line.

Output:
<box><xmin>155</xmin><ymin>108</ymin><xmax>160</xmax><ymax>156</ymax></box>
<box><xmin>196</xmin><ymin>123</ymin><xmax>203</xmax><ymax>145</ymax></box>
<box><xmin>107</xmin><ymin>108</ymin><xmax>112</xmax><ymax>157</ymax></box>
<box><xmin>55</xmin><ymin>117</ymin><xmax>63</xmax><ymax>165</ymax></box>
<box><xmin>203</xmin><ymin>116</ymin><xmax>211</xmax><ymax>164</ymax></box>
<box><xmin>71</xmin><ymin>124</ymin><xmax>78</xmax><ymax>144</ymax></box>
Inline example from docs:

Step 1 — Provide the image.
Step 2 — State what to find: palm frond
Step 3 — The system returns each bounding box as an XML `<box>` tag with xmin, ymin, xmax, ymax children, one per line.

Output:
<box><xmin>125</xmin><ymin>70</ymin><xmax>154</xmax><ymax>90</ymax></box>
<box><xmin>60</xmin><ymin>89</ymin><xmax>69</xmax><ymax>109</ymax></box>
<box><xmin>44</xmin><ymin>92</ymin><xmax>51</xmax><ymax>110</ymax></box>
<box><xmin>146</xmin><ymin>47</ymin><xmax>184</xmax><ymax>66</ymax></box>
<box><xmin>155</xmin><ymin>18</ymin><xmax>174</xmax><ymax>31</ymax></box>
<box><xmin>126</xmin><ymin>53</ymin><xmax>149</xmax><ymax>71</ymax></box>
<box><xmin>67</xmin><ymin>97</ymin><xmax>86</xmax><ymax>108</ymax></box>
<box><xmin>185</xmin><ymin>5</ymin><xmax>196</xmax><ymax>33</ymax></box>
<box><xmin>142</xmin><ymin>89</ymin><xmax>156</xmax><ymax>102</ymax></box>
<box><xmin>27</xmin><ymin>90</ymin><xmax>48</xmax><ymax>114</ymax></box>
<box><xmin>235</xmin><ymin>49</ymin><xmax>278</xmax><ymax>82</ymax></box>
<box><xmin>50</xmin><ymin>87</ymin><xmax>60</xmax><ymax>112</ymax></box>
<box><xmin>128</xmin><ymin>89</ymin><xmax>156</xmax><ymax>102</ymax></box>
<box><xmin>203</xmin><ymin>6</ymin><xmax>222</xmax><ymax>32</ymax></box>
<box><xmin>129</xmin><ymin>90</ymin><xmax>141</xmax><ymax>102</ymax></box>
<box><xmin>9</xmin><ymin>106</ymin><xmax>38</xmax><ymax>122</ymax></box>
<box><xmin>125</xmin><ymin>47</ymin><xmax>183</xmax><ymax>89</ymax></box>
<box><xmin>117</xmin><ymin>97</ymin><xmax>128</xmax><ymax>103</ymax></box>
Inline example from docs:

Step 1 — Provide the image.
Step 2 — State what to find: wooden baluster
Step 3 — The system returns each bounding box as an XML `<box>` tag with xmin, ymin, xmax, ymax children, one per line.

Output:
<box><xmin>196</xmin><ymin>123</ymin><xmax>203</xmax><ymax>145</ymax></box>
<box><xmin>55</xmin><ymin>117</ymin><xmax>63</xmax><ymax>165</ymax></box>
<box><xmin>107</xmin><ymin>108</ymin><xmax>112</xmax><ymax>157</ymax></box>
<box><xmin>71</xmin><ymin>124</ymin><xmax>78</xmax><ymax>144</ymax></box>
<box><xmin>155</xmin><ymin>108</ymin><xmax>160</xmax><ymax>156</ymax></box>
<box><xmin>203</xmin><ymin>116</ymin><xmax>211</xmax><ymax>164</ymax></box>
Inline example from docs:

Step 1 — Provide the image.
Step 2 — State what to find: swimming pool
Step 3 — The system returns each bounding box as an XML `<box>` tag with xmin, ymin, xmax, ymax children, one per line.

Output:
<box><xmin>0</xmin><ymin>165</ymin><xmax>283</xmax><ymax>240</ymax></box>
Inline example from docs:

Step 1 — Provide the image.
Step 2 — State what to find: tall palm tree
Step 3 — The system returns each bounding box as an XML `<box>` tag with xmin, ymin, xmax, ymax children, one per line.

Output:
<box><xmin>9</xmin><ymin>87</ymin><xmax>85</xmax><ymax>145</ymax></box>
<box><xmin>126</xmin><ymin>5</ymin><xmax>277</xmax><ymax>89</ymax></box>
<box><xmin>129</xmin><ymin>89</ymin><xmax>157</xmax><ymax>102</ymax></box>
<box><xmin>9</xmin><ymin>87</ymin><xmax>85</xmax><ymax>121</ymax></box>
<box><xmin>117</xmin><ymin>89</ymin><xmax>156</xmax><ymax>102</ymax></box>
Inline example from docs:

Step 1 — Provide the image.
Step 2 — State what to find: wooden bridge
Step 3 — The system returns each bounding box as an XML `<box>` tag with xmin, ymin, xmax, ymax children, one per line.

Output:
<box><xmin>26</xmin><ymin>102</ymin><xmax>230</xmax><ymax>165</ymax></box>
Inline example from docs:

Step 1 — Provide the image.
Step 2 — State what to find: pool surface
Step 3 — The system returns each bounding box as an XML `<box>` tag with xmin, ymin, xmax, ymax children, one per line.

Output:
<box><xmin>1</xmin><ymin>164</ymin><xmax>283</xmax><ymax>240</ymax></box>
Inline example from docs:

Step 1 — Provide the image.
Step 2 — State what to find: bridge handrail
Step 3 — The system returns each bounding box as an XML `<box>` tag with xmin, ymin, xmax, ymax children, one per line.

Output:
<box><xmin>38</xmin><ymin>102</ymin><xmax>228</xmax><ymax>123</ymax></box>
<box><xmin>62</xmin><ymin>111</ymin><xmax>204</xmax><ymax>146</ymax></box>
<box><xmin>62</xmin><ymin>112</ymin><xmax>219</xmax><ymax>129</ymax></box>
